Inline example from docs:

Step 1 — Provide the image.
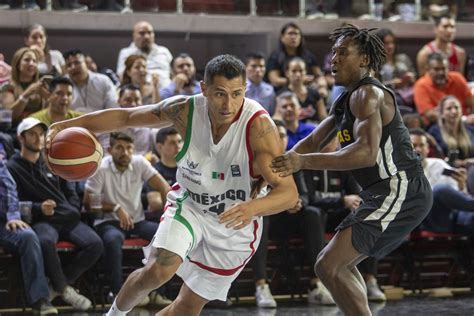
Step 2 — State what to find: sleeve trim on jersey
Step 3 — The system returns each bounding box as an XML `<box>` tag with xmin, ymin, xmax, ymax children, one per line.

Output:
<box><xmin>245</xmin><ymin>110</ymin><xmax>268</xmax><ymax>179</ymax></box>
<box><xmin>176</xmin><ymin>96</ymin><xmax>194</xmax><ymax>162</ymax></box>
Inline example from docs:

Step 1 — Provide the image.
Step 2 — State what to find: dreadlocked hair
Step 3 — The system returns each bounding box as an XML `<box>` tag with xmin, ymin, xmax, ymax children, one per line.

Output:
<box><xmin>329</xmin><ymin>24</ymin><xmax>387</xmax><ymax>73</ymax></box>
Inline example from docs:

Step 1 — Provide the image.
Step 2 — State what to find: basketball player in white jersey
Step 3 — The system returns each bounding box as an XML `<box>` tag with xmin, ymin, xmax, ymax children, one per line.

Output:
<box><xmin>46</xmin><ymin>54</ymin><xmax>298</xmax><ymax>316</ymax></box>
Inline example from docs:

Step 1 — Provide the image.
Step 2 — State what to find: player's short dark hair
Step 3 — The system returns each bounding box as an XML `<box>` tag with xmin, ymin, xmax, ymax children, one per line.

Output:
<box><xmin>156</xmin><ymin>127</ymin><xmax>179</xmax><ymax>144</ymax></box>
<box><xmin>63</xmin><ymin>49</ymin><xmax>85</xmax><ymax>60</ymax></box>
<box><xmin>244</xmin><ymin>52</ymin><xmax>266</xmax><ymax>65</ymax></box>
<box><xmin>433</xmin><ymin>13</ymin><xmax>455</xmax><ymax>27</ymax></box>
<box><xmin>118</xmin><ymin>83</ymin><xmax>141</xmax><ymax>99</ymax></box>
<box><xmin>110</xmin><ymin>132</ymin><xmax>134</xmax><ymax>147</ymax></box>
<box><xmin>427</xmin><ymin>52</ymin><xmax>447</xmax><ymax>65</ymax></box>
<box><xmin>329</xmin><ymin>24</ymin><xmax>387</xmax><ymax>73</ymax></box>
<box><xmin>49</xmin><ymin>76</ymin><xmax>73</xmax><ymax>92</ymax></box>
<box><xmin>171</xmin><ymin>53</ymin><xmax>193</xmax><ymax>68</ymax></box>
<box><xmin>204</xmin><ymin>54</ymin><xmax>246</xmax><ymax>85</ymax></box>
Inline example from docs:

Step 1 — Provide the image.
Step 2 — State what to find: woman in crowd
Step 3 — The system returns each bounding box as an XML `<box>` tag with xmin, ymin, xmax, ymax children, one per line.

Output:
<box><xmin>121</xmin><ymin>54</ymin><xmax>160</xmax><ymax>104</ymax></box>
<box><xmin>1</xmin><ymin>47</ymin><xmax>49</xmax><ymax>123</ymax></box>
<box><xmin>375</xmin><ymin>28</ymin><xmax>416</xmax><ymax>110</ymax></box>
<box><xmin>24</xmin><ymin>24</ymin><xmax>65</xmax><ymax>76</ymax></box>
<box><xmin>279</xmin><ymin>57</ymin><xmax>327</xmax><ymax>123</ymax></box>
<box><xmin>428</xmin><ymin>95</ymin><xmax>474</xmax><ymax>167</ymax></box>
<box><xmin>266</xmin><ymin>22</ymin><xmax>321</xmax><ymax>89</ymax></box>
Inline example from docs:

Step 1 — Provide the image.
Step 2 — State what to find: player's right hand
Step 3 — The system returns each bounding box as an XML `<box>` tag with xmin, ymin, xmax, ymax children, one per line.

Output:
<box><xmin>45</xmin><ymin>123</ymin><xmax>65</xmax><ymax>151</ymax></box>
<box><xmin>271</xmin><ymin>151</ymin><xmax>302</xmax><ymax>177</ymax></box>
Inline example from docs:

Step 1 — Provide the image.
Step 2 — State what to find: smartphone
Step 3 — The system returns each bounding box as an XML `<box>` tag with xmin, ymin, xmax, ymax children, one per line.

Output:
<box><xmin>442</xmin><ymin>168</ymin><xmax>457</xmax><ymax>177</ymax></box>
<box><xmin>447</xmin><ymin>150</ymin><xmax>459</xmax><ymax>166</ymax></box>
<box><xmin>41</xmin><ymin>75</ymin><xmax>54</xmax><ymax>87</ymax></box>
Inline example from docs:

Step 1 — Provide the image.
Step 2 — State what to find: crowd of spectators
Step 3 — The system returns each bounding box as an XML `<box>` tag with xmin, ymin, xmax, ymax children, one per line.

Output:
<box><xmin>1</xmin><ymin>8</ymin><xmax>474</xmax><ymax>314</ymax></box>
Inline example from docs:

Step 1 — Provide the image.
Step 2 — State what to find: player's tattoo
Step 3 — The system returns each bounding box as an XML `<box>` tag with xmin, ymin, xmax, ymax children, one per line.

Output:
<box><xmin>251</xmin><ymin>118</ymin><xmax>275</xmax><ymax>140</ymax></box>
<box><xmin>155</xmin><ymin>249</ymin><xmax>179</xmax><ymax>266</ymax></box>
<box><xmin>151</xmin><ymin>96</ymin><xmax>188</xmax><ymax>131</ymax></box>
<box><xmin>255</xmin><ymin>125</ymin><xmax>274</xmax><ymax>139</ymax></box>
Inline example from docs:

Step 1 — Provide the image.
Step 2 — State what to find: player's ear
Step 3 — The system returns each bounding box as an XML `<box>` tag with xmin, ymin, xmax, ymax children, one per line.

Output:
<box><xmin>200</xmin><ymin>80</ymin><xmax>207</xmax><ymax>97</ymax></box>
<box><xmin>360</xmin><ymin>53</ymin><xmax>369</xmax><ymax>68</ymax></box>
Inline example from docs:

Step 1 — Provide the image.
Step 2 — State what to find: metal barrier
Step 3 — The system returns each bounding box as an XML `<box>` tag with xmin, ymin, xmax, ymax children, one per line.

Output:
<box><xmin>42</xmin><ymin>0</ymin><xmax>423</xmax><ymax>19</ymax></box>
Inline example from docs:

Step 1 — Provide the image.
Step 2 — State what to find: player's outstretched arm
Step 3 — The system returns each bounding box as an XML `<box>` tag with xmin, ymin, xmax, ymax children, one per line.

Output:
<box><xmin>46</xmin><ymin>96</ymin><xmax>190</xmax><ymax>150</ymax></box>
<box><xmin>218</xmin><ymin>115</ymin><xmax>299</xmax><ymax>229</ymax></box>
<box><xmin>271</xmin><ymin>85</ymin><xmax>383</xmax><ymax>176</ymax></box>
<box><xmin>292</xmin><ymin>114</ymin><xmax>337</xmax><ymax>155</ymax></box>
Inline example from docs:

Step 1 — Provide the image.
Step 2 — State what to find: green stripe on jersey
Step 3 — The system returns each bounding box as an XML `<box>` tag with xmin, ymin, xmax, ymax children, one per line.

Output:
<box><xmin>175</xmin><ymin>96</ymin><xmax>194</xmax><ymax>162</ymax></box>
<box><xmin>174</xmin><ymin>191</ymin><xmax>195</xmax><ymax>250</ymax></box>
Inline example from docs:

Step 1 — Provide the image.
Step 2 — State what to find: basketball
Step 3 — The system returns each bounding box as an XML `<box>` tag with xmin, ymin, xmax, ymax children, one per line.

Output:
<box><xmin>47</xmin><ymin>127</ymin><xmax>103</xmax><ymax>181</ymax></box>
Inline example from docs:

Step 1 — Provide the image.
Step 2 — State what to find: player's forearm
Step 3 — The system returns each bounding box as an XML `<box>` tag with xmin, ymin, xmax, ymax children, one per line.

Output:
<box><xmin>293</xmin><ymin>116</ymin><xmax>336</xmax><ymax>154</ymax></box>
<box><xmin>300</xmin><ymin>143</ymin><xmax>377</xmax><ymax>171</ymax></box>
<box><xmin>52</xmin><ymin>108</ymin><xmax>129</xmax><ymax>134</ymax></box>
<box><xmin>250</xmin><ymin>184</ymin><xmax>298</xmax><ymax>217</ymax></box>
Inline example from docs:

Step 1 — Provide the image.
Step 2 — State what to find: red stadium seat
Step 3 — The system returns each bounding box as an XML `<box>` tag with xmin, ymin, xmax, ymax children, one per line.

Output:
<box><xmin>122</xmin><ymin>238</ymin><xmax>149</xmax><ymax>249</ymax></box>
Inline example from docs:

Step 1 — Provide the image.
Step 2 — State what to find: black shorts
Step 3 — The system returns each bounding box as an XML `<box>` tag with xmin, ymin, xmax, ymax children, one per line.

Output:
<box><xmin>336</xmin><ymin>170</ymin><xmax>432</xmax><ymax>259</ymax></box>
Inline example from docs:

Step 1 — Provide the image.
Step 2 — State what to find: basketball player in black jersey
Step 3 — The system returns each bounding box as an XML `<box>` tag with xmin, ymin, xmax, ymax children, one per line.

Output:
<box><xmin>271</xmin><ymin>25</ymin><xmax>433</xmax><ymax>315</ymax></box>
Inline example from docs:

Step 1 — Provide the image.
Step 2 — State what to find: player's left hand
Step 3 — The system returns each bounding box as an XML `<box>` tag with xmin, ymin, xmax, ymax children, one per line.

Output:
<box><xmin>271</xmin><ymin>151</ymin><xmax>302</xmax><ymax>177</ymax></box>
<box><xmin>218</xmin><ymin>202</ymin><xmax>254</xmax><ymax>230</ymax></box>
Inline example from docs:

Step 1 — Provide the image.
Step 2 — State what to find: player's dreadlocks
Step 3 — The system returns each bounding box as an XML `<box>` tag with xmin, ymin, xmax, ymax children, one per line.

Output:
<box><xmin>329</xmin><ymin>24</ymin><xmax>387</xmax><ymax>73</ymax></box>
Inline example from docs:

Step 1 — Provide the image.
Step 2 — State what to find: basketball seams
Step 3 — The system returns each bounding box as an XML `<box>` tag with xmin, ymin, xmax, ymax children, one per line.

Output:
<box><xmin>48</xmin><ymin>150</ymin><xmax>103</xmax><ymax>165</ymax></box>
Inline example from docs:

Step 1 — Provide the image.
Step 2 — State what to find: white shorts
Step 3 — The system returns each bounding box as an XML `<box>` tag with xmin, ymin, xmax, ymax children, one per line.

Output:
<box><xmin>146</xmin><ymin>184</ymin><xmax>262</xmax><ymax>301</ymax></box>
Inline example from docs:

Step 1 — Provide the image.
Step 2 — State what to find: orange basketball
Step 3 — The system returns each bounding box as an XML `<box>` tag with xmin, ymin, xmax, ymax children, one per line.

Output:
<box><xmin>47</xmin><ymin>127</ymin><xmax>103</xmax><ymax>181</ymax></box>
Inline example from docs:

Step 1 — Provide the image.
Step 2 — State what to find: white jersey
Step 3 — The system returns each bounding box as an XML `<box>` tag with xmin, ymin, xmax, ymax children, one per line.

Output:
<box><xmin>175</xmin><ymin>94</ymin><xmax>267</xmax><ymax>215</ymax></box>
<box><xmin>149</xmin><ymin>94</ymin><xmax>267</xmax><ymax>301</ymax></box>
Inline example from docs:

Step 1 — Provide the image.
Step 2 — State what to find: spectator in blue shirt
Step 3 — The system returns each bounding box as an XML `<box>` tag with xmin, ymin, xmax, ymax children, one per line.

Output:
<box><xmin>274</xmin><ymin>91</ymin><xmax>316</xmax><ymax>150</ymax></box>
<box><xmin>159</xmin><ymin>53</ymin><xmax>201</xmax><ymax>100</ymax></box>
<box><xmin>0</xmin><ymin>158</ymin><xmax>57</xmax><ymax>314</ymax></box>
<box><xmin>244</xmin><ymin>52</ymin><xmax>276</xmax><ymax>115</ymax></box>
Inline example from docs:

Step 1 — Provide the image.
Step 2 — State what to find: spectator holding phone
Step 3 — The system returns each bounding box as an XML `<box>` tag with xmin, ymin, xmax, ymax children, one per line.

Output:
<box><xmin>1</xmin><ymin>47</ymin><xmax>50</xmax><ymax>123</ymax></box>
<box><xmin>410</xmin><ymin>128</ymin><xmax>474</xmax><ymax>236</ymax></box>
<box><xmin>30</xmin><ymin>77</ymin><xmax>83</xmax><ymax>126</ymax></box>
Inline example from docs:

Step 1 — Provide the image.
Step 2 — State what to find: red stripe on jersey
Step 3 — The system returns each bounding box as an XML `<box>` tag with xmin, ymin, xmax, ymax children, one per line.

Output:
<box><xmin>245</xmin><ymin>110</ymin><xmax>267</xmax><ymax>179</ymax></box>
<box><xmin>171</xmin><ymin>183</ymin><xmax>181</xmax><ymax>191</ymax></box>
<box><xmin>188</xmin><ymin>220</ymin><xmax>259</xmax><ymax>276</ymax></box>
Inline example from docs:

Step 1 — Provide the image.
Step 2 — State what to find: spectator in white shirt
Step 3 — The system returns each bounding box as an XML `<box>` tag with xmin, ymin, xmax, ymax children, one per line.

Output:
<box><xmin>64</xmin><ymin>49</ymin><xmax>118</xmax><ymax>113</ymax></box>
<box><xmin>116</xmin><ymin>21</ymin><xmax>173</xmax><ymax>88</ymax></box>
<box><xmin>84</xmin><ymin>132</ymin><xmax>170</xmax><ymax>300</ymax></box>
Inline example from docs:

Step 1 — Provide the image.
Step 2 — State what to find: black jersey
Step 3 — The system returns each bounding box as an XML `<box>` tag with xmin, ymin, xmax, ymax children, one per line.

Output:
<box><xmin>332</xmin><ymin>77</ymin><xmax>421</xmax><ymax>189</ymax></box>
